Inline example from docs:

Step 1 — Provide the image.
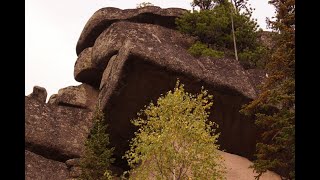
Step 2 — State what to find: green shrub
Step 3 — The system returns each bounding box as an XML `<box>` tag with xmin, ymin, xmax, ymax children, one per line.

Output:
<box><xmin>238</xmin><ymin>45</ymin><xmax>268</xmax><ymax>69</ymax></box>
<box><xmin>188</xmin><ymin>41</ymin><xmax>225</xmax><ymax>58</ymax></box>
<box><xmin>124</xmin><ymin>80</ymin><xmax>226</xmax><ymax>179</ymax></box>
<box><xmin>176</xmin><ymin>2</ymin><xmax>269</xmax><ymax>69</ymax></box>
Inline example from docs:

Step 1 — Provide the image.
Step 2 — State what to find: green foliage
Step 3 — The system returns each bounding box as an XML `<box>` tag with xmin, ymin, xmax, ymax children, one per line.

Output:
<box><xmin>176</xmin><ymin>2</ymin><xmax>269</xmax><ymax>69</ymax></box>
<box><xmin>188</xmin><ymin>41</ymin><xmax>224</xmax><ymax>58</ymax></box>
<box><xmin>124</xmin><ymin>80</ymin><xmax>226</xmax><ymax>179</ymax></box>
<box><xmin>79</xmin><ymin>106</ymin><xmax>115</xmax><ymax>180</ymax></box>
<box><xmin>136</xmin><ymin>2</ymin><xmax>154</xmax><ymax>8</ymax></box>
<box><xmin>241</xmin><ymin>0</ymin><xmax>295</xmax><ymax>179</ymax></box>
<box><xmin>238</xmin><ymin>45</ymin><xmax>268</xmax><ymax>69</ymax></box>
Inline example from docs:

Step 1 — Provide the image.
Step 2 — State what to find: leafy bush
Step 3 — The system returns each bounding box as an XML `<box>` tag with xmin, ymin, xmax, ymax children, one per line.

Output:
<box><xmin>124</xmin><ymin>80</ymin><xmax>226</xmax><ymax>179</ymax></box>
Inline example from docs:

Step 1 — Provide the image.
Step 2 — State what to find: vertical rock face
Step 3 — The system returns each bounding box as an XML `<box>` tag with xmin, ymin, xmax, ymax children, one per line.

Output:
<box><xmin>26</xmin><ymin>6</ymin><xmax>280</xmax><ymax>179</ymax></box>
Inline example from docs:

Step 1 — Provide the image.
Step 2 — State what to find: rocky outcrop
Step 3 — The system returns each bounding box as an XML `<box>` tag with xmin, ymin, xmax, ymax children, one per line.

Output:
<box><xmin>25</xmin><ymin>150</ymin><xmax>69</xmax><ymax>180</ymax></box>
<box><xmin>27</xmin><ymin>86</ymin><xmax>47</xmax><ymax>103</ymax></box>
<box><xmin>26</xmin><ymin>6</ymin><xmax>276</xmax><ymax>179</ymax></box>
<box><xmin>52</xmin><ymin>83</ymin><xmax>99</xmax><ymax>110</ymax></box>
<box><xmin>25</xmin><ymin>96</ymin><xmax>93</xmax><ymax>161</ymax></box>
<box><xmin>81</xmin><ymin>21</ymin><xmax>258</xmax><ymax>162</ymax></box>
<box><xmin>76</xmin><ymin>6</ymin><xmax>187</xmax><ymax>55</ymax></box>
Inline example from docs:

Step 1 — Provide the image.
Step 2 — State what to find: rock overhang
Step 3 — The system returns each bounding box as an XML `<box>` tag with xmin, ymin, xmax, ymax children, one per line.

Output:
<box><xmin>76</xmin><ymin>6</ymin><xmax>188</xmax><ymax>55</ymax></box>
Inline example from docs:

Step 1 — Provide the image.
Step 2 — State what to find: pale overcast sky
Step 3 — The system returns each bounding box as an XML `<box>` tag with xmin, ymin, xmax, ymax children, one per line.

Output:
<box><xmin>25</xmin><ymin>0</ymin><xmax>275</xmax><ymax>100</ymax></box>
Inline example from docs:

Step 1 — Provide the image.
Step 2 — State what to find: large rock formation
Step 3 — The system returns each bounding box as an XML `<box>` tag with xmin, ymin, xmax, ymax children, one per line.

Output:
<box><xmin>79</xmin><ymin>20</ymin><xmax>257</xmax><ymax>162</ymax></box>
<box><xmin>26</xmin><ymin>6</ymin><xmax>279</xmax><ymax>179</ymax></box>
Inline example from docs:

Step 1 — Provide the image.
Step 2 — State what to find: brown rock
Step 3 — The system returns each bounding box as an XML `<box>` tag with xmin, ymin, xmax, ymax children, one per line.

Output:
<box><xmin>87</xmin><ymin>21</ymin><xmax>258</xmax><ymax>162</ymax></box>
<box><xmin>245</xmin><ymin>69</ymin><xmax>267</xmax><ymax>94</ymax></box>
<box><xmin>74</xmin><ymin>47</ymin><xmax>103</xmax><ymax>87</ymax></box>
<box><xmin>25</xmin><ymin>96</ymin><xmax>93</xmax><ymax>161</ymax></box>
<box><xmin>258</xmin><ymin>31</ymin><xmax>275</xmax><ymax>50</ymax></box>
<box><xmin>28</xmin><ymin>86</ymin><xmax>47</xmax><ymax>103</ymax></box>
<box><xmin>47</xmin><ymin>94</ymin><xmax>58</xmax><ymax>104</ymax></box>
<box><xmin>25</xmin><ymin>150</ymin><xmax>69</xmax><ymax>180</ymax></box>
<box><xmin>93</xmin><ymin>22</ymin><xmax>255</xmax><ymax>98</ymax></box>
<box><xmin>65</xmin><ymin>158</ymin><xmax>80</xmax><ymax>168</ymax></box>
<box><xmin>54</xmin><ymin>83</ymin><xmax>99</xmax><ymax>111</ymax></box>
<box><xmin>76</xmin><ymin>6</ymin><xmax>187</xmax><ymax>55</ymax></box>
<box><xmin>69</xmin><ymin>166</ymin><xmax>82</xmax><ymax>178</ymax></box>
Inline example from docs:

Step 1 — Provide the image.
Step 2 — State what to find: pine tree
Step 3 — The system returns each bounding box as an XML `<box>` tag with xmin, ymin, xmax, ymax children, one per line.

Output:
<box><xmin>79</xmin><ymin>105</ymin><xmax>115</xmax><ymax>180</ymax></box>
<box><xmin>124</xmin><ymin>80</ymin><xmax>226</xmax><ymax>179</ymax></box>
<box><xmin>241</xmin><ymin>0</ymin><xmax>295</xmax><ymax>179</ymax></box>
<box><xmin>176</xmin><ymin>2</ymin><xmax>268</xmax><ymax>69</ymax></box>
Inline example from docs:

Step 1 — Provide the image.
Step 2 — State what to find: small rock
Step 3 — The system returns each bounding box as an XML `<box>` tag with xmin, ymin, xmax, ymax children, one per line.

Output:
<box><xmin>28</xmin><ymin>86</ymin><xmax>47</xmax><ymax>103</ymax></box>
<box><xmin>65</xmin><ymin>158</ymin><xmax>80</xmax><ymax>168</ymax></box>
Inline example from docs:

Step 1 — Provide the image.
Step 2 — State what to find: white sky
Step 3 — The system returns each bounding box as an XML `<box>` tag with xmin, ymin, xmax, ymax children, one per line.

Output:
<box><xmin>25</xmin><ymin>0</ymin><xmax>275</xmax><ymax>100</ymax></box>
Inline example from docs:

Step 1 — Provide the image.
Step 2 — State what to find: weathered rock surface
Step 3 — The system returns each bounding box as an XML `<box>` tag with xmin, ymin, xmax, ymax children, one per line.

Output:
<box><xmin>76</xmin><ymin>6</ymin><xmax>187</xmax><ymax>55</ymax></box>
<box><xmin>93</xmin><ymin>22</ymin><xmax>255</xmax><ymax>99</ymax></box>
<box><xmin>48</xmin><ymin>94</ymin><xmax>58</xmax><ymax>104</ymax></box>
<box><xmin>74</xmin><ymin>48</ymin><xmax>103</xmax><ymax>87</ymax></box>
<box><xmin>25</xmin><ymin>150</ymin><xmax>69</xmax><ymax>180</ymax></box>
<box><xmin>80</xmin><ymin>21</ymin><xmax>260</xmax><ymax>162</ymax></box>
<box><xmin>65</xmin><ymin>158</ymin><xmax>80</xmax><ymax>168</ymax></box>
<box><xmin>69</xmin><ymin>166</ymin><xmax>82</xmax><ymax>178</ymax></box>
<box><xmin>27</xmin><ymin>86</ymin><xmax>47</xmax><ymax>103</ymax></box>
<box><xmin>52</xmin><ymin>83</ymin><xmax>99</xmax><ymax>110</ymax></box>
<box><xmin>25</xmin><ymin>96</ymin><xmax>93</xmax><ymax>161</ymax></box>
<box><xmin>246</xmin><ymin>69</ymin><xmax>267</xmax><ymax>94</ymax></box>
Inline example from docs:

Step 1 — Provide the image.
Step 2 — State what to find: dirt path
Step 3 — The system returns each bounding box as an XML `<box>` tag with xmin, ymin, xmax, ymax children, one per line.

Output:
<box><xmin>219</xmin><ymin>150</ymin><xmax>281</xmax><ymax>180</ymax></box>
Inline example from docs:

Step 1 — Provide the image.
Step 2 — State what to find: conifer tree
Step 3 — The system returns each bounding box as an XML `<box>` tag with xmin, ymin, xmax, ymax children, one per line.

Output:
<box><xmin>79</xmin><ymin>104</ymin><xmax>115</xmax><ymax>180</ymax></box>
<box><xmin>241</xmin><ymin>0</ymin><xmax>295</xmax><ymax>179</ymax></box>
